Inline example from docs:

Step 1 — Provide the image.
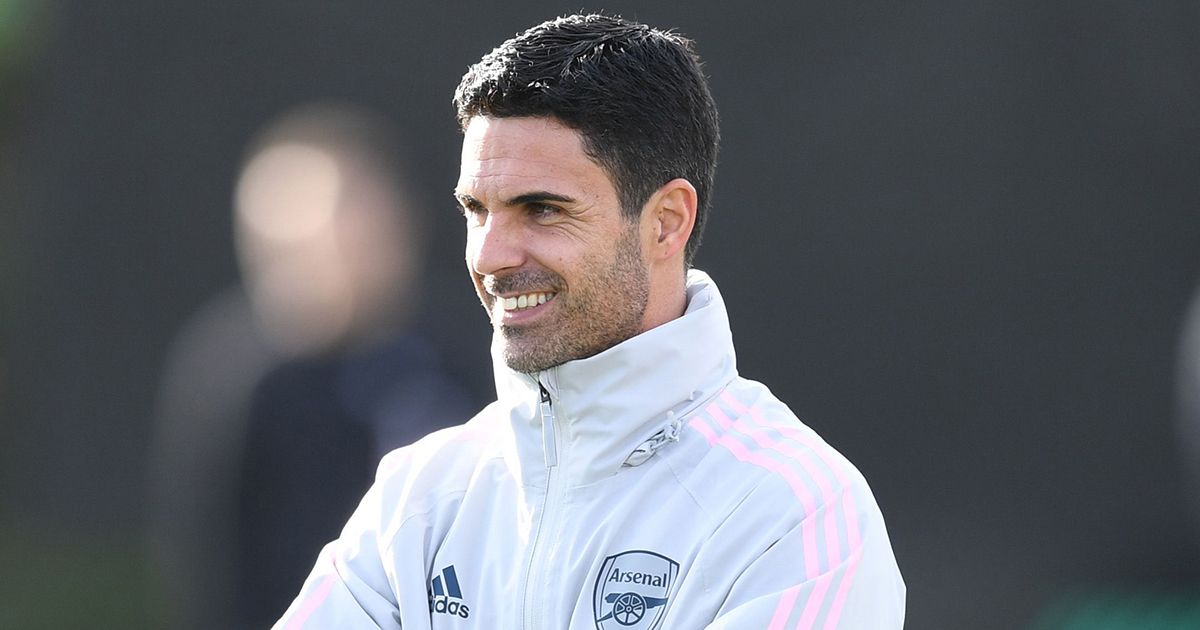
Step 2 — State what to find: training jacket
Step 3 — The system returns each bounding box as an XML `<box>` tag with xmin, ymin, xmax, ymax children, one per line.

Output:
<box><xmin>275</xmin><ymin>270</ymin><xmax>905</xmax><ymax>629</ymax></box>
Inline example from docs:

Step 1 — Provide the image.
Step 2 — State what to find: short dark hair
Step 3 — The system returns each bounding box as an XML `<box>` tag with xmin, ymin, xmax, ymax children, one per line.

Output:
<box><xmin>453</xmin><ymin>14</ymin><xmax>720</xmax><ymax>265</ymax></box>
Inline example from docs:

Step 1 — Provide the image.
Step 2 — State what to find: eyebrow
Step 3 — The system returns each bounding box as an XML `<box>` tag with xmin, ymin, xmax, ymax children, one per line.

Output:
<box><xmin>454</xmin><ymin>191</ymin><xmax>577</xmax><ymax>210</ymax></box>
<box><xmin>508</xmin><ymin>191</ymin><xmax>577</xmax><ymax>206</ymax></box>
<box><xmin>454</xmin><ymin>193</ymin><xmax>484</xmax><ymax>211</ymax></box>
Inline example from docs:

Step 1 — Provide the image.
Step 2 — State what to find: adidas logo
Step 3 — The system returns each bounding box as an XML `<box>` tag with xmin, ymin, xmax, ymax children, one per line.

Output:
<box><xmin>428</xmin><ymin>565</ymin><xmax>471</xmax><ymax>619</ymax></box>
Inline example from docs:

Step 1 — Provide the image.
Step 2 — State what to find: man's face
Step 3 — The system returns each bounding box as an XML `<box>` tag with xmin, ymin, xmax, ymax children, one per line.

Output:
<box><xmin>456</xmin><ymin>116</ymin><xmax>651</xmax><ymax>373</ymax></box>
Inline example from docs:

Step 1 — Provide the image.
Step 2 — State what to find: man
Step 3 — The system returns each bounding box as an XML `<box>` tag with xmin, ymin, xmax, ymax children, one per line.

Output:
<box><xmin>276</xmin><ymin>14</ymin><xmax>904</xmax><ymax>629</ymax></box>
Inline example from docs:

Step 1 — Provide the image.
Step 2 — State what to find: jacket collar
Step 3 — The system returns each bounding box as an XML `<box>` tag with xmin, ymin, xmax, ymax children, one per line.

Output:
<box><xmin>492</xmin><ymin>269</ymin><xmax>738</xmax><ymax>486</ymax></box>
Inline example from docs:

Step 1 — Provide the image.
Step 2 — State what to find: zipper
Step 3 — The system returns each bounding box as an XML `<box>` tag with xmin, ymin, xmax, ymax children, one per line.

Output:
<box><xmin>539</xmin><ymin>383</ymin><xmax>558</xmax><ymax>467</ymax></box>
<box><xmin>522</xmin><ymin>377</ymin><xmax>564</xmax><ymax>629</ymax></box>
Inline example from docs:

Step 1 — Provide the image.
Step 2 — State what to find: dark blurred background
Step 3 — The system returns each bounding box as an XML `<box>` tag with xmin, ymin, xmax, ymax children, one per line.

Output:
<box><xmin>2</xmin><ymin>1</ymin><xmax>1199</xmax><ymax>628</ymax></box>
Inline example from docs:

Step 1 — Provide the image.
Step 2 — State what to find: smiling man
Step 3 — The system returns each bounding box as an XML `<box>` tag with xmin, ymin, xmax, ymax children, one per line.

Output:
<box><xmin>276</xmin><ymin>14</ymin><xmax>904</xmax><ymax>629</ymax></box>
<box><xmin>457</xmin><ymin>115</ymin><xmax>667</xmax><ymax>374</ymax></box>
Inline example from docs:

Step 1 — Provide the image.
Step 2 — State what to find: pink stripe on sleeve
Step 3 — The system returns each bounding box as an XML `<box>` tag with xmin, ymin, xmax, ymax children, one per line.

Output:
<box><xmin>687</xmin><ymin>414</ymin><xmax>822</xmax><ymax>580</ymax></box>
<box><xmin>795</xmin><ymin>571</ymin><xmax>835</xmax><ymax>629</ymax></box>
<box><xmin>720</xmin><ymin>391</ymin><xmax>863</xmax><ymax>550</ymax></box>
<box><xmin>767</xmin><ymin>584</ymin><xmax>803</xmax><ymax>630</ymax></box>
<box><xmin>718</xmin><ymin>390</ymin><xmax>867</xmax><ymax>628</ymax></box>
<box><xmin>820</xmin><ymin>546</ymin><xmax>864</xmax><ymax>629</ymax></box>
<box><xmin>706</xmin><ymin>403</ymin><xmax>843</xmax><ymax>572</ymax></box>
<box><xmin>283</xmin><ymin>568</ymin><xmax>339</xmax><ymax>630</ymax></box>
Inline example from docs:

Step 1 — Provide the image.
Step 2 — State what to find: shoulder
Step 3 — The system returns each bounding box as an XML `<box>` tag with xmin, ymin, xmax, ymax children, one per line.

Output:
<box><xmin>672</xmin><ymin>378</ymin><xmax>879</xmax><ymax>529</ymax></box>
<box><xmin>326</xmin><ymin>402</ymin><xmax>511</xmax><ymax>559</ymax></box>
<box><xmin>669</xmin><ymin>379</ymin><xmax>900</xmax><ymax>592</ymax></box>
<box><xmin>355</xmin><ymin>402</ymin><xmax>505</xmax><ymax>528</ymax></box>
<box><xmin>374</xmin><ymin>401</ymin><xmax>507</xmax><ymax>487</ymax></box>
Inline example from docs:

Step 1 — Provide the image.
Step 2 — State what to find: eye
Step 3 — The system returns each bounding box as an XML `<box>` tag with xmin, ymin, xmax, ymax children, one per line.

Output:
<box><xmin>456</xmin><ymin>202</ymin><xmax>487</xmax><ymax>225</ymax></box>
<box><xmin>528</xmin><ymin>202</ymin><xmax>561</xmax><ymax>219</ymax></box>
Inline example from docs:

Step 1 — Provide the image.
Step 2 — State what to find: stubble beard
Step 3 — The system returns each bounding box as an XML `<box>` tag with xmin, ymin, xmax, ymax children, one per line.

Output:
<box><xmin>494</xmin><ymin>227</ymin><xmax>649</xmax><ymax>374</ymax></box>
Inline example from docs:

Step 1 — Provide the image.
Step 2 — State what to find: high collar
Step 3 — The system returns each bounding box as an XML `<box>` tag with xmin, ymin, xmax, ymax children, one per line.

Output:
<box><xmin>492</xmin><ymin>269</ymin><xmax>738</xmax><ymax>486</ymax></box>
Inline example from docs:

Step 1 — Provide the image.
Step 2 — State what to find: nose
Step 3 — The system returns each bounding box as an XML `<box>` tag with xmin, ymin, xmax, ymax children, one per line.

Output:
<box><xmin>467</xmin><ymin>211</ymin><xmax>526</xmax><ymax>277</ymax></box>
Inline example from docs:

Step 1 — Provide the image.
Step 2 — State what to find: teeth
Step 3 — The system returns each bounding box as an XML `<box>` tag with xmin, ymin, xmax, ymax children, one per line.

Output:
<box><xmin>500</xmin><ymin>292</ymin><xmax>555</xmax><ymax>312</ymax></box>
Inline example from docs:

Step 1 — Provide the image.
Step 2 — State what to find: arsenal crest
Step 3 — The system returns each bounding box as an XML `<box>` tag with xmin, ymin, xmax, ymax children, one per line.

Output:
<box><xmin>593</xmin><ymin>550</ymin><xmax>679</xmax><ymax>629</ymax></box>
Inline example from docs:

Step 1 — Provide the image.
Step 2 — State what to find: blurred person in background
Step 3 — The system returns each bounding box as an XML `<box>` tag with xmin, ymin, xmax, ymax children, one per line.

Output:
<box><xmin>148</xmin><ymin>102</ymin><xmax>477</xmax><ymax>629</ymax></box>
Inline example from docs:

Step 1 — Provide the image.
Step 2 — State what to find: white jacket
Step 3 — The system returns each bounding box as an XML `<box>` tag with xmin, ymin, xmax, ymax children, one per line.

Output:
<box><xmin>275</xmin><ymin>270</ymin><xmax>905</xmax><ymax>629</ymax></box>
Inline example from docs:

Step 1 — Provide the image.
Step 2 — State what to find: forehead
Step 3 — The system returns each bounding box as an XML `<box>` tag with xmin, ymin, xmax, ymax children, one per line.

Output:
<box><xmin>456</xmin><ymin>116</ymin><xmax>615</xmax><ymax>204</ymax></box>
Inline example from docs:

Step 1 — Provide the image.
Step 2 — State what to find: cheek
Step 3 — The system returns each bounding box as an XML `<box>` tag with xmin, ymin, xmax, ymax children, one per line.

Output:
<box><xmin>544</xmin><ymin>248</ymin><xmax>570</xmax><ymax>269</ymax></box>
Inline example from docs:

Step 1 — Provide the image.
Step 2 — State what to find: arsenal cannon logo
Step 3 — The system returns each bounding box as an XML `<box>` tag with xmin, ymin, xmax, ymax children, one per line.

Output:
<box><xmin>593</xmin><ymin>550</ymin><xmax>679</xmax><ymax>630</ymax></box>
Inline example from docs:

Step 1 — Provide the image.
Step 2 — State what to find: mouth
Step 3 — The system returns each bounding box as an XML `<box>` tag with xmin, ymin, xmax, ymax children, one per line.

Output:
<box><xmin>478</xmin><ymin>271</ymin><xmax>562</xmax><ymax>323</ymax></box>
<box><xmin>499</xmin><ymin>291</ymin><xmax>556</xmax><ymax>312</ymax></box>
<box><xmin>490</xmin><ymin>290</ymin><xmax>558</xmax><ymax>325</ymax></box>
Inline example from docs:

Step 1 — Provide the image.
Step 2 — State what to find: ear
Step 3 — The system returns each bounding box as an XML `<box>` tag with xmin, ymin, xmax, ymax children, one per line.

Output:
<box><xmin>642</xmin><ymin>178</ymin><xmax>698</xmax><ymax>264</ymax></box>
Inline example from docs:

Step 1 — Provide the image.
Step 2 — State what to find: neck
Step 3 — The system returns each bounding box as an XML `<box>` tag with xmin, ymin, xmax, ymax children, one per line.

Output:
<box><xmin>639</xmin><ymin>266</ymin><xmax>688</xmax><ymax>334</ymax></box>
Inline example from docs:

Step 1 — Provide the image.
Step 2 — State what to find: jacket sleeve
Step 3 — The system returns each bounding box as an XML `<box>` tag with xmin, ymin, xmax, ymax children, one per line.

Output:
<box><xmin>705</xmin><ymin>487</ymin><xmax>906</xmax><ymax>630</ymax></box>
<box><xmin>272</xmin><ymin>475</ymin><xmax>400</xmax><ymax>629</ymax></box>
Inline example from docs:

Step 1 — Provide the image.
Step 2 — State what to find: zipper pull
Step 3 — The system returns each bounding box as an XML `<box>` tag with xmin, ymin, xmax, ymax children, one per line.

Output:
<box><xmin>539</xmin><ymin>383</ymin><xmax>558</xmax><ymax>468</ymax></box>
<box><xmin>623</xmin><ymin>411</ymin><xmax>683</xmax><ymax>467</ymax></box>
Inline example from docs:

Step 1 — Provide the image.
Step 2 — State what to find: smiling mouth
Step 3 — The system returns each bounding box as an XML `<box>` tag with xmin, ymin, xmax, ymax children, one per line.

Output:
<box><xmin>500</xmin><ymin>291</ymin><xmax>556</xmax><ymax>312</ymax></box>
